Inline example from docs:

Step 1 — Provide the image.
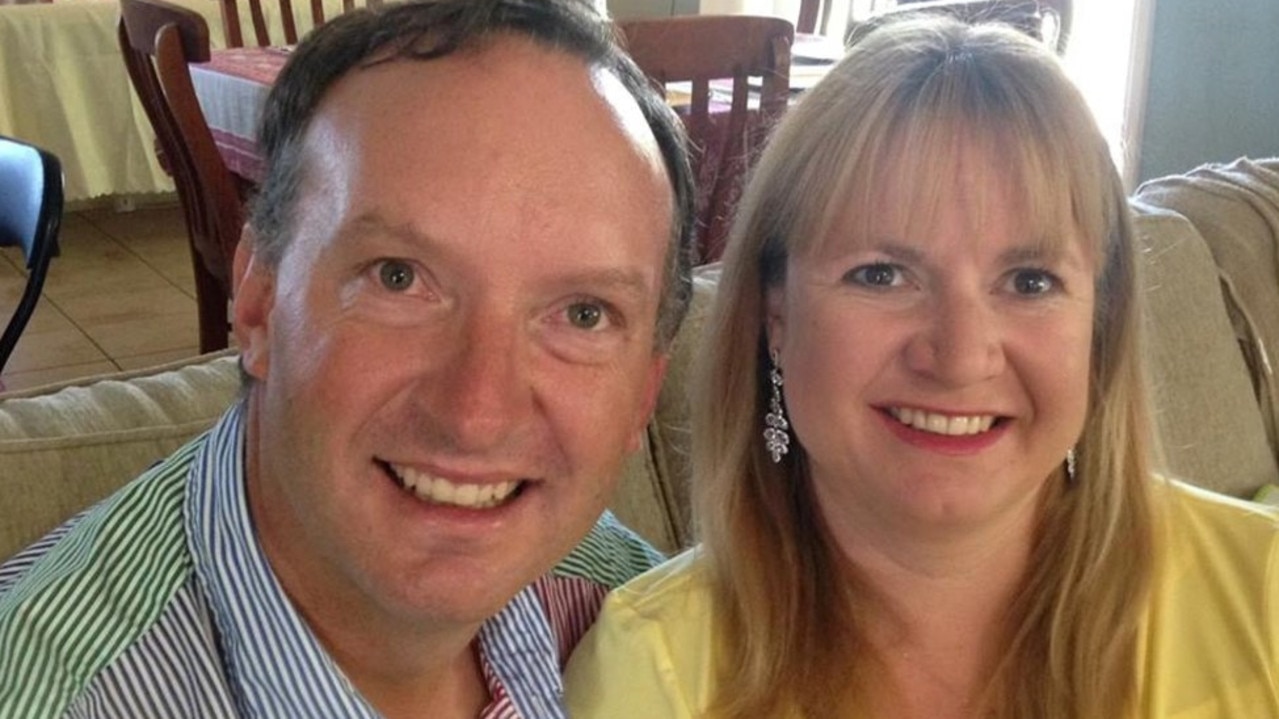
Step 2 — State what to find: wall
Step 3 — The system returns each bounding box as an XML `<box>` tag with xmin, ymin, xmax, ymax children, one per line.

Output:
<box><xmin>1138</xmin><ymin>0</ymin><xmax>1279</xmax><ymax>182</ymax></box>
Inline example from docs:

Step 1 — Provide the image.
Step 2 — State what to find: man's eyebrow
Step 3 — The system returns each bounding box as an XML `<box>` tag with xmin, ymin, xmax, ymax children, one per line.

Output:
<box><xmin>333</xmin><ymin>212</ymin><xmax>434</xmax><ymax>248</ymax></box>
<box><xmin>552</xmin><ymin>267</ymin><xmax>653</xmax><ymax>301</ymax></box>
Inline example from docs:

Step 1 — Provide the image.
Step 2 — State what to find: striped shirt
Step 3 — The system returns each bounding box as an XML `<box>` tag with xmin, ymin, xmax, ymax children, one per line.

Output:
<box><xmin>0</xmin><ymin>401</ymin><xmax>662</xmax><ymax>717</ymax></box>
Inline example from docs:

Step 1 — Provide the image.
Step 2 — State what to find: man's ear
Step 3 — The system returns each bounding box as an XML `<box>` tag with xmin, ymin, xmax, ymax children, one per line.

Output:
<box><xmin>231</xmin><ymin>226</ymin><xmax>274</xmax><ymax>381</ymax></box>
<box><xmin>626</xmin><ymin>353</ymin><xmax>669</xmax><ymax>454</ymax></box>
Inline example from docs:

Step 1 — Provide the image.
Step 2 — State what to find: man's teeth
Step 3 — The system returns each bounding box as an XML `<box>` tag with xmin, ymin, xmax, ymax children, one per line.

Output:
<box><xmin>889</xmin><ymin>408</ymin><xmax>995</xmax><ymax>436</ymax></box>
<box><xmin>390</xmin><ymin>464</ymin><xmax>520</xmax><ymax>509</ymax></box>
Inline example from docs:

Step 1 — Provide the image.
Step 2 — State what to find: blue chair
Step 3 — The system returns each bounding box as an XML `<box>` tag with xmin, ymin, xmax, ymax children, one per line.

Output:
<box><xmin>0</xmin><ymin>136</ymin><xmax>62</xmax><ymax>377</ymax></box>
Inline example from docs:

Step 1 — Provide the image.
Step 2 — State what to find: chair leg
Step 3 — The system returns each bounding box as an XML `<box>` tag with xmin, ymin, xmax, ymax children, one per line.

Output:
<box><xmin>192</xmin><ymin>258</ymin><xmax>230</xmax><ymax>353</ymax></box>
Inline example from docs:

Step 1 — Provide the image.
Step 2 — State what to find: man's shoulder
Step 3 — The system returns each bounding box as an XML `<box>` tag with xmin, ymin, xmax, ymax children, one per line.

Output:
<box><xmin>0</xmin><ymin>440</ymin><xmax>200</xmax><ymax>716</ymax></box>
<box><xmin>550</xmin><ymin>510</ymin><xmax>666</xmax><ymax>589</ymax></box>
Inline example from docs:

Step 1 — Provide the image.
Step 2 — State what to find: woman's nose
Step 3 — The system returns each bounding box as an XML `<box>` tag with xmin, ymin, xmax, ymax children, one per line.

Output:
<box><xmin>904</xmin><ymin>295</ymin><xmax>1006</xmax><ymax>387</ymax></box>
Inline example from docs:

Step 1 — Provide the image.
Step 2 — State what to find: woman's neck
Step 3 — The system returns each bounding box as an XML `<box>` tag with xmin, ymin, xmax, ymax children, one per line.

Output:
<box><xmin>828</xmin><ymin>496</ymin><xmax>1042</xmax><ymax>719</ymax></box>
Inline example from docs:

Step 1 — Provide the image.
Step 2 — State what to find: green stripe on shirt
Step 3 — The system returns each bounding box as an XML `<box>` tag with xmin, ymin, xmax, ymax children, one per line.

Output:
<box><xmin>0</xmin><ymin>438</ymin><xmax>200</xmax><ymax>716</ymax></box>
<box><xmin>551</xmin><ymin>511</ymin><xmax>664</xmax><ymax>590</ymax></box>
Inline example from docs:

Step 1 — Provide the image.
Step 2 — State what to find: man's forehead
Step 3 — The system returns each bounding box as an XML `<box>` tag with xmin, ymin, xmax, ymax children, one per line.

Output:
<box><xmin>312</xmin><ymin>35</ymin><xmax>654</xmax><ymax>145</ymax></box>
<box><xmin>297</xmin><ymin>34</ymin><xmax>670</xmax><ymax>215</ymax></box>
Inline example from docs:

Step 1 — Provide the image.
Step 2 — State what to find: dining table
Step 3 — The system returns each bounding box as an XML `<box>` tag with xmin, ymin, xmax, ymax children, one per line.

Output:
<box><xmin>0</xmin><ymin>0</ymin><xmax>210</xmax><ymax>202</ymax></box>
<box><xmin>0</xmin><ymin>0</ymin><xmax>358</xmax><ymax>203</ymax></box>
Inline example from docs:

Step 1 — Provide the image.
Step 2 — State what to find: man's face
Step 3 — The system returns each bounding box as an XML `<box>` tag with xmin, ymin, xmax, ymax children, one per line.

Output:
<box><xmin>232</xmin><ymin>38</ymin><xmax>672</xmax><ymax>632</ymax></box>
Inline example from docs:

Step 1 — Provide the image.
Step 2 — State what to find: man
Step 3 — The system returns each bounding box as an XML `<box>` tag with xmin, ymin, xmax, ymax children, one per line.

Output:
<box><xmin>0</xmin><ymin>0</ymin><xmax>695</xmax><ymax>716</ymax></box>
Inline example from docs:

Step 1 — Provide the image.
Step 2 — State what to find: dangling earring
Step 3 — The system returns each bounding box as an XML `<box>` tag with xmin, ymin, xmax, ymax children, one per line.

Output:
<box><xmin>1065</xmin><ymin>448</ymin><xmax>1077</xmax><ymax>483</ymax></box>
<box><xmin>763</xmin><ymin>348</ymin><xmax>790</xmax><ymax>463</ymax></box>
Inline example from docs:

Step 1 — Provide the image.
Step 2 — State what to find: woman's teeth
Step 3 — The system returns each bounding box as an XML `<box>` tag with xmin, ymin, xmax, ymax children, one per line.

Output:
<box><xmin>888</xmin><ymin>408</ymin><xmax>995</xmax><ymax>436</ymax></box>
<box><xmin>390</xmin><ymin>464</ymin><xmax>520</xmax><ymax>509</ymax></box>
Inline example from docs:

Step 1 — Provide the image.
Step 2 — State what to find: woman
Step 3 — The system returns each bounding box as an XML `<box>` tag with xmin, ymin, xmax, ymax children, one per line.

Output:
<box><xmin>565</xmin><ymin>14</ymin><xmax>1279</xmax><ymax>719</ymax></box>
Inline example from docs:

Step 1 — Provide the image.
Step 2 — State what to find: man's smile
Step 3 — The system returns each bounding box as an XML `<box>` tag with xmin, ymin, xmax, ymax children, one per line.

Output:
<box><xmin>383</xmin><ymin>461</ymin><xmax>526</xmax><ymax>509</ymax></box>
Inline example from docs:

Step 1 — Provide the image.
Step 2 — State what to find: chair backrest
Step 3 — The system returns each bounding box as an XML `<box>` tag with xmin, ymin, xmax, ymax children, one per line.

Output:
<box><xmin>0</xmin><ymin>136</ymin><xmax>62</xmax><ymax>374</ymax></box>
<box><xmin>617</xmin><ymin>15</ymin><xmax>793</xmax><ymax>262</ymax></box>
<box><xmin>119</xmin><ymin>0</ymin><xmax>239</xmax><ymax>352</ymax></box>
<box><xmin>866</xmin><ymin>0</ymin><xmax>1073</xmax><ymax>53</ymax></box>
<box><xmin>797</xmin><ymin>0</ymin><xmax>833</xmax><ymax>35</ymax></box>
<box><xmin>219</xmin><ymin>0</ymin><xmax>380</xmax><ymax>47</ymax></box>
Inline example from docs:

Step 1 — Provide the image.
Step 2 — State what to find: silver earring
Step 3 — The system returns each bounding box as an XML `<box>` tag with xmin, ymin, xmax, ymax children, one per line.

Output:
<box><xmin>763</xmin><ymin>348</ymin><xmax>790</xmax><ymax>463</ymax></box>
<box><xmin>1065</xmin><ymin>448</ymin><xmax>1077</xmax><ymax>483</ymax></box>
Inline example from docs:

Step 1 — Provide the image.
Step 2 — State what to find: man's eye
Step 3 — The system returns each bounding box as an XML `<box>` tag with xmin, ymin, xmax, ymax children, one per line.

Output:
<box><xmin>846</xmin><ymin>263</ymin><xmax>902</xmax><ymax>288</ymax></box>
<box><xmin>566</xmin><ymin>301</ymin><xmax>605</xmax><ymax>330</ymax></box>
<box><xmin>378</xmin><ymin>260</ymin><xmax>415</xmax><ymax>291</ymax></box>
<box><xmin>1010</xmin><ymin>269</ymin><xmax>1057</xmax><ymax>296</ymax></box>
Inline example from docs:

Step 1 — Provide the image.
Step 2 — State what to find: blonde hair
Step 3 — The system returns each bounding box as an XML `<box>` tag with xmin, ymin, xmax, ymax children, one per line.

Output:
<box><xmin>694</xmin><ymin>16</ymin><xmax>1155</xmax><ymax>718</ymax></box>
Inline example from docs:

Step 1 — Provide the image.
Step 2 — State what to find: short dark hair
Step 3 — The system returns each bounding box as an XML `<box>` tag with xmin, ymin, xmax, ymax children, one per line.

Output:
<box><xmin>248</xmin><ymin>0</ymin><xmax>696</xmax><ymax>347</ymax></box>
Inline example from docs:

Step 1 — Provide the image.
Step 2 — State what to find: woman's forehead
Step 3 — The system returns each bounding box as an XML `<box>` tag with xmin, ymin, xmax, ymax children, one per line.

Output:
<box><xmin>809</xmin><ymin>132</ymin><xmax>1089</xmax><ymax>262</ymax></box>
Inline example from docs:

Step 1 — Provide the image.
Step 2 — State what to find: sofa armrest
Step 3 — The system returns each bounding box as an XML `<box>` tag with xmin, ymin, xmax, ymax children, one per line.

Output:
<box><xmin>1133</xmin><ymin>202</ymin><xmax>1279</xmax><ymax>497</ymax></box>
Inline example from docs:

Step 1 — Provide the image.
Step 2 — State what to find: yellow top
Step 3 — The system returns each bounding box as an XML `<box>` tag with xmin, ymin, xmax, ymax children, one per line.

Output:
<box><xmin>565</xmin><ymin>481</ymin><xmax>1279</xmax><ymax>718</ymax></box>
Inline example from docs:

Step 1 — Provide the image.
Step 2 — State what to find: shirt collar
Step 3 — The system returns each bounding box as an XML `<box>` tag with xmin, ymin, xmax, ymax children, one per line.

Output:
<box><xmin>186</xmin><ymin>400</ymin><xmax>379</xmax><ymax>717</ymax></box>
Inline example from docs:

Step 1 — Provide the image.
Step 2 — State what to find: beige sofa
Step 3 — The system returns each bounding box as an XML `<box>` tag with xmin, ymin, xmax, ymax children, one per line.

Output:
<box><xmin>3</xmin><ymin>158</ymin><xmax>1278</xmax><ymax>561</ymax></box>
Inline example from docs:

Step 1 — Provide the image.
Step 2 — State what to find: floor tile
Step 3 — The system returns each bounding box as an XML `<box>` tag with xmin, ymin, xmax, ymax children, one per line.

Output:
<box><xmin>81</xmin><ymin>204</ymin><xmax>186</xmax><ymax>242</ymax></box>
<box><xmin>3</xmin><ymin>328</ymin><xmax>111</xmax><ymax>373</ymax></box>
<box><xmin>8</xmin><ymin>300</ymin><xmax>78</xmax><ymax>336</ymax></box>
<box><xmin>1</xmin><ymin>361</ymin><xmax>122</xmax><ymax>393</ymax></box>
<box><xmin>80</xmin><ymin>309</ymin><xmax>203</xmax><ymax>359</ymax></box>
<box><xmin>114</xmin><ymin>346</ymin><xmax>204</xmax><ymax>371</ymax></box>
<box><xmin>43</xmin><ymin>259</ymin><xmax>177</xmax><ymax>304</ymax></box>
<box><xmin>2</xmin><ymin>205</ymin><xmax>201</xmax><ymax>386</ymax></box>
<box><xmin>53</xmin><ymin>285</ymin><xmax>197</xmax><ymax>328</ymax></box>
<box><xmin>115</xmin><ymin>233</ymin><xmax>200</xmax><ymax>298</ymax></box>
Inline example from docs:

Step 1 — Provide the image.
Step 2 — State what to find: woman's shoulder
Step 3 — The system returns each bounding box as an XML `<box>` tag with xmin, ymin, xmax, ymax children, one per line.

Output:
<box><xmin>605</xmin><ymin>547</ymin><xmax>715</xmax><ymax>624</ymax></box>
<box><xmin>565</xmin><ymin>548</ymin><xmax>719</xmax><ymax>718</ymax></box>
<box><xmin>1160</xmin><ymin>478</ymin><xmax>1279</xmax><ymax>544</ymax></box>
<box><xmin>1153</xmin><ymin>478</ymin><xmax>1279</xmax><ymax>605</ymax></box>
<box><xmin>1141</xmin><ymin>480</ymin><xmax>1279</xmax><ymax>715</ymax></box>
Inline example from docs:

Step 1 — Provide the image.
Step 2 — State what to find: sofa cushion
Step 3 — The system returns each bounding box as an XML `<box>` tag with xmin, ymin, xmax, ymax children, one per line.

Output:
<box><xmin>0</xmin><ymin>351</ymin><xmax>241</xmax><ymax>560</ymax></box>
<box><xmin>609</xmin><ymin>269</ymin><xmax>716</xmax><ymax>554</ymax></box>
<box><xmin>1133</xmin><ymin>202</ymin><xmax>1279</xmax><ymax>497</ymax></box>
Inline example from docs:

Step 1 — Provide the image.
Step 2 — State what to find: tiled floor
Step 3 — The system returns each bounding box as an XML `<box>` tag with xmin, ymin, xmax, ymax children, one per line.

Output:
<box><xmin>0</xmin><ymin>202</ymin><xmax>205</xmax><ymax>392</ymax></box>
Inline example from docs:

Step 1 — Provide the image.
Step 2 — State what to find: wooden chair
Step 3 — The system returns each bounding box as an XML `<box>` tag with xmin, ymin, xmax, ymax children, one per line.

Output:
<box><xmin>219</xmin><ymin>0</ymin><xmax>380</xmax><ymax>47</ymax></box>
<box><xmin>866</xmin><ymin>0</ymin><xmax>1073</xmax><ymax>53</ymax></box>
<box><xmin>617</xmin><ymin>15</ymin><xmax>793</xmax><ymax>262</ymax></box>
<box><xmin>119</xmin><ymin>0</ymin><xmax>239</xmax><ymax>352</ymax></box>
<box><xmin>0</xmin><ymin>136</ymin><xmax>61</xmax><ymax>379</ymax></box>
<box><xmin>797</xmin><ymin>0</ymin><xmax>834</xmax><ymax>35</ymax></box>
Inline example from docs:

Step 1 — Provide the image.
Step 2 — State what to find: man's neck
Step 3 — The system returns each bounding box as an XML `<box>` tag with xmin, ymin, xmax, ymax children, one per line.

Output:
<box><xmin>275</xmin><ymin>557</ymin><xmax>492</xmax><ymax>718</ymax></box>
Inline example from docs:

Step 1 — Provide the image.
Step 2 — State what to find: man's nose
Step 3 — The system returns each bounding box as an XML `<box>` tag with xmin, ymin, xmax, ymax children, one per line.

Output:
<box><xmin>433</xmin><ymin>313</ymin><xmax>530</xmax><ymax>451</ymax></box>
<box><xmin>903</xmin><ymin>294</ymin><xmax>1005</xmax><ymax>387</ymax></box>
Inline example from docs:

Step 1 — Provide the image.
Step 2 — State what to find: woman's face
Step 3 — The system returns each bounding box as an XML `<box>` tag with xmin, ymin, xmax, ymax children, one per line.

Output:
<box><xmin>765</xmin><ymin>155</ymin><xmax>1096</xmax><ymax>544</ymax></box>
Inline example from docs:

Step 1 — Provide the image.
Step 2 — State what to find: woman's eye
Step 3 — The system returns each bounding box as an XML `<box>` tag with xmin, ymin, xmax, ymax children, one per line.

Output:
<box><xmin>1010</xmin><ymin>268</ymin><xmax>1057</xmax><ymax>296</ymax></box>
<box><xmin>378</xmin><ymin>260</ymin><xmax>415</xmax><ymax>292</ymax></box>
<box><xmin>846</xmin><ymin>263</ymin><xmax>902</xmax><ymax>288</ymax></box>
<box><xmin>566</xmin><ymin>301</ymin><xmax>606</xmax><ymax>330</ymax></box>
